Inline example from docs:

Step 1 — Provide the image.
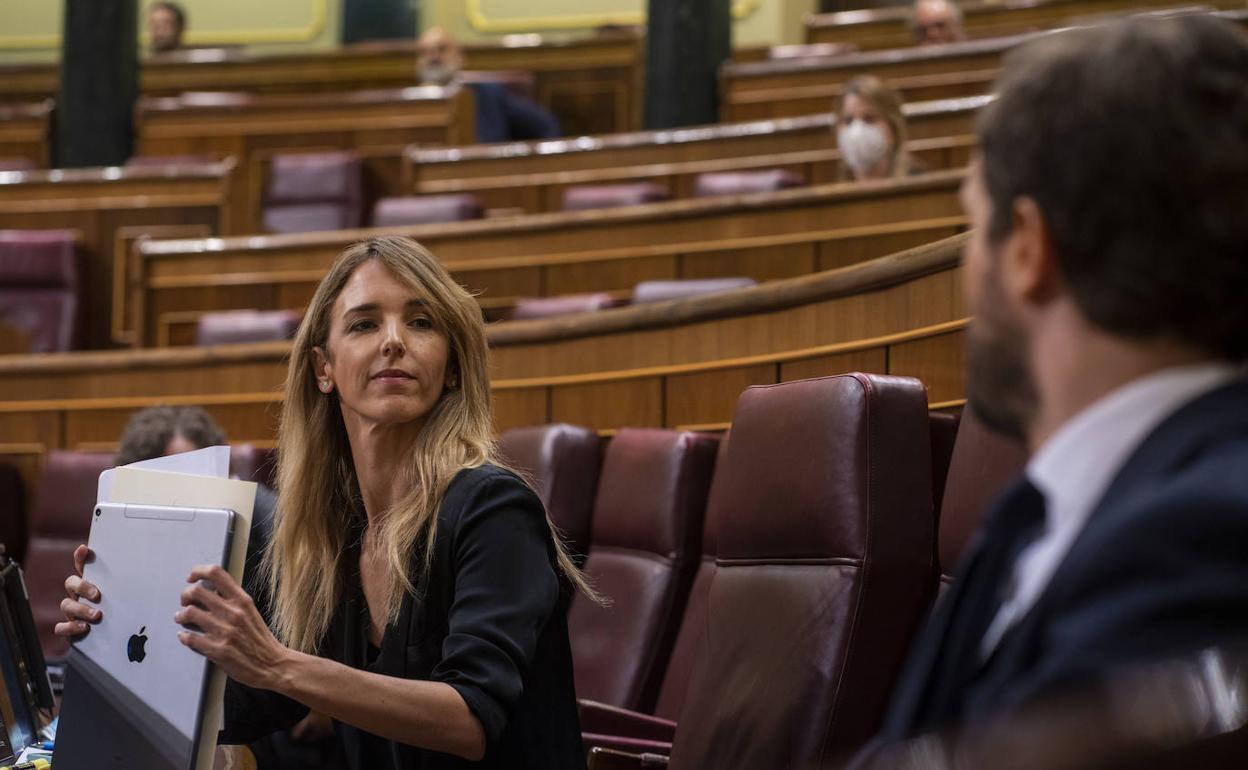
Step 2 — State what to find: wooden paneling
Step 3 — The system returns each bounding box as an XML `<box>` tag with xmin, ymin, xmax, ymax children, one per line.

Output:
<box><xmin>0</xmin><ymin>101</ymin><xmax>52</xmax><ymax>168</ymax></box>
<box><xmin>889</xmin><ymin>329</ymin><xmax>967</xmax><ymax>404</ymax></box>
<box><xmin>0</xmin><ymin>163</ymin><xmax>234</xmax><ymax>350</ymax></box>
<box><xmin>551</xmin><ymin>378</ymin><xmax>665</xmax><ymax>430</ymax></box>
<box><xmin>135</xmin><ymin>171</ymin><xmax>967</xmax><ymax>346</ymax></box>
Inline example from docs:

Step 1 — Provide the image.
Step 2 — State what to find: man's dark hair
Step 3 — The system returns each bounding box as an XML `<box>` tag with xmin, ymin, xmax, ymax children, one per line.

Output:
<box><xmin>116</xmin><ymin>406</ymin><xmax>226</xmax><ymax>466</ymax></box>
<box><xmin>151</xmin><ymin>1</ymin><xmax>186</xmax><ymax>30</ymax></box>
<box><xmin>978</xmin><ymin>15</ymin><xmax>1248</xmax><ymax>359</ymax></box>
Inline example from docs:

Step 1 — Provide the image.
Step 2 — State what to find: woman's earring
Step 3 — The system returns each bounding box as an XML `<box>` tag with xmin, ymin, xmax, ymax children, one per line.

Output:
<box><xmin>319</xmin><ymin>380</ymin><xmax>332</xmax><ymax>393</ymax></box>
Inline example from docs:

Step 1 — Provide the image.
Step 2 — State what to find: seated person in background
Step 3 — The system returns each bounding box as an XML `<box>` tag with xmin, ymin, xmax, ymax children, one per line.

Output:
<box><xmin>147</xmin><ymin>1</ymin><xmax>186</xmax><ymax>55</ymax></box>
<box><xmin>417</xmin><ymin>26</ymin><xmax>563</xmax><ymax>143</ymax></box>
<box><xmin>836</xmin><ymin>75</ymin><xmax>917</xmax><ymax>181</ymax></box>
<box><xmin>59</xmin><ymin>236</ymin><xmax>596</xmax><ymax>768</ymax></box>
<box><xmin>911</xmin><ymin>0</ymin><xmax>966</xmax><ymax>46</ymax></box>
<box><xmin>864</xmin><ymin>14</ymin><xmax>1248</xmax><ymax>755</ymax></box>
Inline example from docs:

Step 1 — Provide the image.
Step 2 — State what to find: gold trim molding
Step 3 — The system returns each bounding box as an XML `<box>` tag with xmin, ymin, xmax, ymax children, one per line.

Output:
<box><xmin>0</xmin><ymin>0</ymin><xmax>329</xmax><ymax>50</ymax></box>
<box><xmin>466</xmin><ymin>0</ymin><xmax>762</xmax><ymax>33</ymax></box>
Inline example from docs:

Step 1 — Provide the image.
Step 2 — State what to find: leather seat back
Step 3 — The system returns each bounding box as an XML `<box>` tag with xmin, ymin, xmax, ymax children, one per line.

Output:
<box><xmin>561</xmin><ymin>182</ymin><xmax>668</xmax><ymax>211</ymax></box>
<box><xmin>194</xmin><ymin>309</ymin><xmax>301</xmax><ymax>346</ymax></box>
<box><xmin>568</xmin><ymin>429</ymin><xmax>717</xmax><ymax>712</ymax></box>
<box><xmin>0</xmin><ymin>230</ymin><xmax>81</xmax><ymax>353</ymax></box>
<box><xmin>668</xmin><ymin>374</ymin><xmax>935</xmax><ymax>767</ymax></box>
<box><xmin>263</xmin><ymin>151</ymin><xmax>363</xmax><ymax>234</ymax></box>
<box><xmin>371</xmin><ymin>194</ymin><xmax>483</xmax><ymax>227</ymax></box>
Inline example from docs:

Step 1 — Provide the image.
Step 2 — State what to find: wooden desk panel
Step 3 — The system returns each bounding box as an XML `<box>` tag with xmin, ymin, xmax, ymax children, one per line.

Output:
<box><xmin>0</xmin><ymin>101</ymin><xmax>52</xmax><ymax>168</ymax></box>
<box><xmin>0</xmin><ymin>163</ymin><xmax>234</xmax><ymax>349</ymax></box>
<box><xmin>134</xmin><ymin>170</ymin><xmax>966</xmax><ymax>346</ymax></box>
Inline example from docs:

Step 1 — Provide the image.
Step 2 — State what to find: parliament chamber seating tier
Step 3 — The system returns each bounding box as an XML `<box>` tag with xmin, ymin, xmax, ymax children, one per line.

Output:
<box><xmin>580</xmin><ymin>435</ymin><xmax>731</xmax><ymax>754</ymax></box>
<box><xmin>24</xmin><ymin>451</ymin><xmax>115</xmax><ymax>661</ymax></box>
<box><xmin>937</xmin><ymin>406</ymin><xmax>1028</xmax><ymax>586</ymax></box>
<box><xmin>497</xmin><ymin>424</ymin><xmax>603</xmax><ymax>566</ymax></box>
<box><xmin>262</xmin><ymin>150</ymin><xmax>364</xmax><ymax>234</ymax></box>
<box><xmin>630</xmin><ymin>277</ymin><xmax>758</xmax><ymax>305</ymax></box>
<box><xmin>0</xmin><ymin>463</ymin><xmax>26</xmax><ymax>565</ymax></box>
<box><xmin>591</xmin><ymin>373</ymin><xmax>936</xmax><ymax>768</ymax></box>
<box><xmin>561</xmin><ymin>182</ymin><xmax>669</xmax><ymax>211</ymax></box>
<box><xmin>194</xmin><ymin>309</ymin><xmax>302</xmax><ymax>346</ymax></box>
<box><xmin>692</xmin><ymin>169</ymin><xmax>804</xmax><ymax>197</ymax></box>
<box><xmin>510</xmin><ymin>293</ymin><xmax>619</xmax><ymax>320</ymax></box>
<box><xmin>370</xmin><ymin>194</ymin><xmax>484</xmax><ymax>228</ymax></box>
<box><xmin>568</xmin><ymin>429</ymin><xmax>719</xmax><ymax>713</ymax></box>
<box><xmin>0</xmin><ymin>229</ymin><xmax>82</xmax><ymax>354</ymax></box>
<box><xmin>125</xmin><ymin>153</ymin><xmax>224</xmax><ymax>167</ymax></box>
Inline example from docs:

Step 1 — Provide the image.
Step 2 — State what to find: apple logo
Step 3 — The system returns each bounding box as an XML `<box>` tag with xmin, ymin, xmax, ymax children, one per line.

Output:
<box><xmin>127</xmin><ymin>626</ymin><xmax>148</xmax><ymax>663</ymax></box>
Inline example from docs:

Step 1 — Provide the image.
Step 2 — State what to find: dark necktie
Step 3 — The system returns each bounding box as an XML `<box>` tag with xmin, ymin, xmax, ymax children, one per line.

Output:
<box><xmin>916</xmin><ymin>476</ymin><xmax>1048</xmax><ymax>730</ymax></box>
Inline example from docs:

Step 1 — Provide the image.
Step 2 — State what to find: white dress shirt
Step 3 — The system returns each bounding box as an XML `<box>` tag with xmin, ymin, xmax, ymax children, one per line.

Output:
<box><xmin>979</xmin><ymin>362</ymin><xmax>1241</xmax><ymax>658</ymax></box>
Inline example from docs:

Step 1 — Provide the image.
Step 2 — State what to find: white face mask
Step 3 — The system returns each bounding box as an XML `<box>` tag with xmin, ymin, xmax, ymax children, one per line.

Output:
<box><xmin>838</xmin><ymin>119</ymin><xmax>892</xmax><ymax>178</ymax></box>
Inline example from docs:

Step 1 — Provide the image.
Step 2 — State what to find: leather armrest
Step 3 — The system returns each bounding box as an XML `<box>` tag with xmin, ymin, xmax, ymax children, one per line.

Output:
<box><xmin>587</xmin><ymin>747</ymin><xmax>670</xmax><ymax>770</ymax></box>
<box><xmin>583</xmin><ymin>732</ymin><xmax>674</xmax><ymax>756</ymax></box>
<box><xmin>578</xmin><ymin>699</ymin><xmax>678</xmax><ymax>742</ymax></box>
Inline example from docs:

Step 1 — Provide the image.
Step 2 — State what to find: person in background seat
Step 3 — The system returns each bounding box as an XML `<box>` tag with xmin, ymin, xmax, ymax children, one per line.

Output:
<box><xmin>836</xmin><ymin>75</ymin><xmax>919</xmax><ymax>181</ymax></box>
<box><xmin>147</xmin><ymin>1</ymin><xmax>186</xmax><ymax>55</ymax></box>
<box><xmin>417</xmin><ymin>26</ymin><xmax>563</xmax><ymax>143</ymax></box>
<box><xmin>911</xmin><ymin>0</ymin><xmax>966</xmax><ymax>46</ymax></box>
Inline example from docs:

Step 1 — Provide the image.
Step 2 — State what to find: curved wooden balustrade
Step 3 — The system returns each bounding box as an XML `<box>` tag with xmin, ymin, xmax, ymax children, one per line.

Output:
<box><xmin>0</xmin><ymin>234</ymin><xmax>970</xmax><ymax>498</ymax></box>
<box><xmin>133</xmin><ymin>169</ymin><xmax>967</xmax><ymax>347</ymax></box>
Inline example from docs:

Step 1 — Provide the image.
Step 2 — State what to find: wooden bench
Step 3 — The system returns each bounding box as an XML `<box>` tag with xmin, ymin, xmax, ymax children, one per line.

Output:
<box><xmin>0</xmin><ymin>31</ymin><xmax>642</xmax><ymax>136</ymax></box>
<box><xmin>135</xmin><ymin>87</ymin><xmax>475</xmax><ymax>234</ymax></box>
<box><xmin>804</xmin><ymin>0</ymin><xmax>1246</xmax><ymax>50</ymax></box>
<box><xmin>133</xmin><ymin>169</ymin><xmax>967</xmax><ymax>346</ymax></box>
<box><xmin>0</xmin><ymin>161</ymin><xmax>236</xmax><ymax>349</ymax></box>
<box><xmin>0</xmin><ymin>234</ymin><xmax>968</xmax><ymax>499</ymax></box>
<box><xmin>0</xmin><ymin>101</ymin><xmax>52</xmax><ymax>168</ymax></box>
<box><xmin>405</xmin><ymin>96</ymin><xmax>983</xmax><ymax>212</ymax></box>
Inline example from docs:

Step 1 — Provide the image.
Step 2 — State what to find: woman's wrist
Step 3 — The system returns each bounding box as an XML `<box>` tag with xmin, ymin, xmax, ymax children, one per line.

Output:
<box><xmin>262</xmin><ymin>644</ymin><xmax>310</xmax><ymax>696</ymax></box>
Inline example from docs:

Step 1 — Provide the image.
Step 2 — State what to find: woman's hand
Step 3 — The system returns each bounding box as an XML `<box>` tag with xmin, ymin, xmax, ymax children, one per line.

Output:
<box><xmin>175</xmin><ymin>564</ymin><xmax>290</xmax><ymax>691</ymax></box>
<box><xmin>54</xmin><ymin>544</ymin><xmax>102</xmax><ymax>639</ymax></box>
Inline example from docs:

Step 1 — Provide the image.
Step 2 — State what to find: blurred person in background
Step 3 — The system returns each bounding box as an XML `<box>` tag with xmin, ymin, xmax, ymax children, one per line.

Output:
<box><xmin>147</xmin><ymin>1</ymin><xmax>186</xmax><ymax>54</ymax></box>
<box><xmin>912</xmin><ymin>0</ymin><xmax>966</xmax><ymax>45</ymax></box>
<box><xmin>837</xmin><ymin>76</ymin><xmax>918</xmax><ymax>181</ymax></box>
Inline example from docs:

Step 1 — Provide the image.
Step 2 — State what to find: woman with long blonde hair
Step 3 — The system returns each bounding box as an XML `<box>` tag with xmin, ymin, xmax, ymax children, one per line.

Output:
<box><xmin>58</xmin><ymin>236</ymin><xmax>594</xmax><ymax>768</ymax></box>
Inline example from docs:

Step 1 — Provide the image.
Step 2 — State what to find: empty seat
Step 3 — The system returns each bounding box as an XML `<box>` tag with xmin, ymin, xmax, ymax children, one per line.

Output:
<box><xmin>568</xmin><ymin>429</ymin><xmax>718</xmax><ymax>713</ymax></box>
<box><xmin>631</xmin><ymin>277</ymin><xmax>757</xmax><ymax>305</ymax></box>
<box><xmin>0</xmin><ymin>230</ymin><xmax>82</xmax><ymax>353</ymax></box>
<box><xmin>498</xmin><ymin>424</ymin><xmax>603</xmax><ymax>565</ymax></box>
<box><xmin>0</xmin><ymin>463</ymin><xmax>27</xmax><ymax>565</ymax></box>
<box><xmin>371</xmin><ymin>195</ymin><xmax>484</xmax><ymax>228</ymax></box>
<box><xmin>194</xmin><ymin>309</ymin><xmax>302</xmax><ymax>346</ymax></box>
<box><xmin>617</xmin><ymin>374</ymin><xmax>936</xmax><ymax>768</ymax></box>
<box><xmin>24</xmin><ymin>451</ymin><xmax>115</xmax><ymax>660</ymax></box>
<box><xmin>511</xmin><ymin>293</ymin><xmax>617</xmax><ymax>320</ymax></box>
<box><xmin>692</xmin><ymin>169</ymin><xmax>804</xmax><ymax>197</ymax></box>
<box><xmin>0</xmin><ymin>158</ymin><xmax>37</xmax><ymax>172</ymax></box>
<box><xmin>263</xmin><ymin>151</ymin><xmax>363</xmax><ymax>234</ymax></box>
<box><xmin>561</xmin><ymin>183</ymin><xmax>668</xmax><ymax>212</ymax></box>
<box><xmin>937</xmin><ymin>406</ymin><xmax>1028</xmax><ymax>586</ymax></box>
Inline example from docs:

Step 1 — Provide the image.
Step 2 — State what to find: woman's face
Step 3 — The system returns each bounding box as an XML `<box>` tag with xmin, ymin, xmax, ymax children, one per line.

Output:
<box><xmin>839</xmin><ymin>93</ymin><xmax>896</xmax><ymax>150</ymax></box>
<box><xmin>313</xmin><ymin>260</ymin><xmax>454</xmax><ymax>432</ymax></box>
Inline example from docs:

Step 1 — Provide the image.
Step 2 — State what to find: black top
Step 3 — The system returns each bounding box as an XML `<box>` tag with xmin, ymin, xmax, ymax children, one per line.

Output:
<box><xmin>221</xmin><ymin>464</ymin><xmax>587</xmax><ymax>770</ymax></box>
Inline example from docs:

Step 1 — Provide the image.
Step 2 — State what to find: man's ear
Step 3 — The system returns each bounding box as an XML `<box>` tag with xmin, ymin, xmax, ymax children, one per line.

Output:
<box><xmin>1001</xmin><ymin>196</ymin><xmax>1062</xmax><ymax>306</ymax></box>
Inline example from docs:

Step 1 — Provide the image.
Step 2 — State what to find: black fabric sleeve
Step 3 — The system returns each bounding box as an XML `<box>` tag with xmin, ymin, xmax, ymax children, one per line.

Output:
<box><xmin>217</xmin><ymin>677</ymin><xmax>309</xmax><ymax>745</ymax></box>
<box><xmin>501</xmin><ymin>91</ymin><xmax>562</xmax><ymax>141</ymax></box>
<box><xmin>431</xmin><ymin>473</ymin><xmax>561</xmax><ymax>748</ymax></box>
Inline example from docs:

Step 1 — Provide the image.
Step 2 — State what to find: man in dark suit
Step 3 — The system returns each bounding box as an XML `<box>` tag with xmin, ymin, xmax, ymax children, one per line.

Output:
<box><xmin>417</xmin><ymin>27</ymin><xmax>562</xmax><ymax>144</ymax></box>
<box><xmin>868</xmin><ymin>14</ymin><xmax>1248</xmax><ymax>748</ymax></box>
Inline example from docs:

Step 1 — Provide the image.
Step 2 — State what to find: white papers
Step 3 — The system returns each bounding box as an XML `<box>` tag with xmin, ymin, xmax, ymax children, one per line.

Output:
<box><xmin>98</xmin><ymin>446</ymin><xmax>256</xmax><ymax>770</ymax></box>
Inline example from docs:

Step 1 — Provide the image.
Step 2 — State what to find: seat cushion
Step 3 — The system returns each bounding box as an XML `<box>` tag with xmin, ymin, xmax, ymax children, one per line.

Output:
<box><xmin>511</xmin><ymin>293</ymin><xmax>617</xmax><ymax>320</ymax></box>
<box><xmin>371</xmin><ymin>195</ymin><xmax>484</xmax><ymax>227</ymax></box>
<box><xmin>561</xmin><ymin>183</ymin><xmax>668</xmax><ymax>211</ymax></box>
<box><xmin>693</xmin><ymin>169</ymin><xmax>804</xmax><ymax>197</ymax></box>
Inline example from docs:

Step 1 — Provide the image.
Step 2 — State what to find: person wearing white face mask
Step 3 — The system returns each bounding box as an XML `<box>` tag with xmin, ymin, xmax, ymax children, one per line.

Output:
<box><xmin>836</xmin><ymin>76</ymin><xmax>915</xmax><ymax>181</ymax></box>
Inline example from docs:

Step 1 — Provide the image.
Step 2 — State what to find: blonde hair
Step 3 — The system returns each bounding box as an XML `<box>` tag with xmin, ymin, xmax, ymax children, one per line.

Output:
<box><xmin>838</xmin><ymin>75</ymin><xmax>910</xmax><ymax>179</ymax></box>
<box><xmin>265</xmin><ymin>235</ymin><xmax>595</xmax><ymax>653</ymax></box>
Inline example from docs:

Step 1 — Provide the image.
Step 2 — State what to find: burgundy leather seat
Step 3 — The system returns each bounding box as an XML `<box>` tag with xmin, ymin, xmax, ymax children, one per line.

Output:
<box><xmin>497</xmin><ymin>424</ymin><xmax>603</xmax><ymax>565</ymax></box>
<box><xmin>230</xmin><ymin>444</ymin><xmax>278</xmax><ymax>489</ymax></box>
<box><xmin>692</xmin><ymin>169</ymin><xmax>804</xmax><ymax>197</ymax></box>
<box><xmin>263</xmin><ymin>151</ymin><xmax>363</xmax><ymax>234</ymax></box>
<box><xmin>0</xmin><ymin>229</ymin><xmax>82</xmax><ymax>353</ymax></box>
<box><xmin>194</xmin><ymin>308</ymin><xmax>302</xmax><ymax>346</ymax></box>
<box><xmin>371</xmin><ymin>195</ymin><xmax>484</xmax><ymax>228</ymax></box>
<box><xmin>0</xmin><ymin>158</ymin><xmax>37</xmax><ymax>172</ymax></box>
<box><xmin>0</xmin><ymin>463</ymin><xmax>27</xmax><ymax>564</ymax></box>
<box><xmin>511</xmin><ymin>293</ymin><xmax>617</xmax><ymax>320</ymax></box>
<box><xmin>635</xmin><ymin>373</ymin><xmax>936</xmax><ymax>768</ymax></box>
<box><xmin>561</xmin><ymin>182</ymin><xmax>669</xmax><ymax>212</ymax></box>
<box><xmin>631</xmin><ymin>277</ymin><xmax>757</xmax><ymax>305</ymax></box>
<box><xmin>24</xmin><ymin>451</ymin><xmax>115</xmax><ymax>660</ymax></box>
<box><xmin>937</xmin><ymin>406</ymin><xmax>1028</xmax><ymax>586</ymax></box>
<box><xmin>568</xmin><ymin>429</ymin><xmax>718</xmax><ymax>713</ymax></box>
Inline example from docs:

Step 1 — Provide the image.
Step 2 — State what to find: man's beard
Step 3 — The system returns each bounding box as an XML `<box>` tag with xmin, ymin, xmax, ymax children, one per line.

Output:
<box><xmin>420</xmin><ymin>64</ymin><xmax>455</xmax><ymax>86</ymax></box>
<box><xmin>965</xmin><ymin>260</ymin><xmax>1038</xmax><ymax>444</ymax></box>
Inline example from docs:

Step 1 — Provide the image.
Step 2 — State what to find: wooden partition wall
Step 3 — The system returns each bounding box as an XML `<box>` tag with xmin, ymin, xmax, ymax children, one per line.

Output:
<box><xmin>0</xmin><ymin>101</ymin><xmax>52</xmax><ymax>168</ymax></box>
<box><xmin>0</xmin><ymin>162</ymin><xmax>236</xmax><ymax>349</ymax></box>
<box><xmin>0</xmin><ymin>234</ymin><xmax>970</xmax><ymax>501</ymax></box>
<box><xmin>133</xmin><ymin>169</ymin><xmax>967</xmax><ymax>346</ymax></box>
<box><xmin>803</xmin><ymin>0</ymin><xmax>1246</xmax><ymax>50</ymax></box>
<box><xmin>0</xmin><ymin>32</ymin><xmax>641</xmax><ymax>137</ymax></box>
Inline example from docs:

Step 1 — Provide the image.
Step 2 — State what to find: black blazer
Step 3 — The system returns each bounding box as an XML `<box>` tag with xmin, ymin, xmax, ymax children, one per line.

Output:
<box><xmin>876</xmin><ymin>378</ymin><xmax>1248</xmax><ymax>742</ymax></box>
<box><xmin>221</xmin><ymin>464</ymin><xmax>586</xmax><ymax>770</ymax></box>
<box><xmin>470</xmin><ymin>83</ymin><xmax>562</xmax><ymax>144</ymax></box>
